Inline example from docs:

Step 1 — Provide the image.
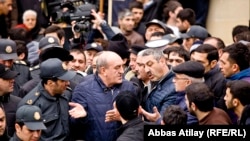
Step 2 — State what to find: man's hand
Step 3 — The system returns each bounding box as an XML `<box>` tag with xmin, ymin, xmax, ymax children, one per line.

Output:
<box><xmin>140</xmin><ymin>106</ymin><xmax>161</xmax><ymax>122</ymax></box>
<box><xmin>71</xmin><ymin>21</ymin><xmax>81</xmax><ymax>38</ymax></box>
<box><xmin>90</xmin><ymin>9</ymin><xmax>105</xmax><ymax>30</ymax></box>
<box><xmin>69</xmin><ymin>102</ymin><xmax>87</xmax><ymax>118</ymax></box>
<box><xmin>105</xmin><ymin>108</ymin><xmax>121</xmax><ymax>122</ymax></box>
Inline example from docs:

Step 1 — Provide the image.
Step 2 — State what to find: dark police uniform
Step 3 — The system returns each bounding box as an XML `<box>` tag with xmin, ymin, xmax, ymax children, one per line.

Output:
<box><xmin>10</xmin><ymin>105</ymin><xmax>47</xmax><ymax>141</ymax></box>
<box><xmin>29</xmin><ymin>64</ymin><xmax>40</xmax><ymax>80</ymax></box>
<box><xmin>18</xmin><ymin>58</ymin><xmax>76</xmax><ymax>141</ymax></box>
<box><xmin>18</xmin><ymin>84</ymin><xmax>72</xmax><ymax>141</ymax></box>
<box><xmin>0</xmin><ymin>64</ymin><xmax>21</xmax><ymax>137</ymax></box>
<box><xmin>0</xmin><ymin>39</ymin><xmax>32</xmax><ymax>97</ymax></box>
<box><xmin>12</xmin><ymin>60</ymin><xmax>32</xmax><ymax>96</ymax></box>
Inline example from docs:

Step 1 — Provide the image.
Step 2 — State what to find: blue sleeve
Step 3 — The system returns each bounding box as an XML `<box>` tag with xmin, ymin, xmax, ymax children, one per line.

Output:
<box><xmin>100</xmin><ymin>22</ymin><xmax>115</xmax><ymax>40</ymax></box>
<box><xmin>70</xmin><ymin>83</ymin><xmax>88</xmax><ymax>124</ymax></box>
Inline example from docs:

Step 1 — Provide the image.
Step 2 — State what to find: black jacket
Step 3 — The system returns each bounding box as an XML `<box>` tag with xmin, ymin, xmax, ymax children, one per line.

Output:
<box><xmin>12</xmin><ymin>61</ymin><xmax>32</xmax><ymax>97</ymax></box>
<box><xmin>0</xmin><ymin>94</ymin><xmax>21</xmax><ymax>137</ymax></box>
<box><xmin>0</xmin><ymin>129</ymin><xmax>10</xmax><ymax>141</ymax></box>
<box><xmin>204</xmin><ymin>66</ymin><xmax>227</xmax><ymax>110</ymax></box>
<box><xmin>239</xmin><ymin>105</ymin><xmax>250</xmax><ymax>125</ymax></box>
<box><xmin>141</xmin><ymin>0</ymin><xmax>165</xmax><ymax>22</ymax></box>
<box><xmin>9</xmin><ymin>133</ymin><xmax>21</xmax><ymax>141</ymax></box>
<box><xmin>117</xmin><ymin>117</ymin><xmax>146</xmax><ymax>141</ymax></box>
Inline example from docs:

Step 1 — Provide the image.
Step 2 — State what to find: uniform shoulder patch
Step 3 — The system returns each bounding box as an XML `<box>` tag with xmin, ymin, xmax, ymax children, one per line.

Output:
<box><xmin>14</xmin><ymin>60</ymin><xmax>27</xmax><ymax>65</ymax></box>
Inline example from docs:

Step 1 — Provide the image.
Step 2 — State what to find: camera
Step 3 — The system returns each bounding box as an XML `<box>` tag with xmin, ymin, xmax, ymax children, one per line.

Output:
<box><xmin>73</xmin><ymin>21</ymin><xmax>90</xmax><ymax>32</ymax></box>
<box><xmin>49</xmin><ymin>0</ymin><xmax>97</xmax><ymax>32</ymax></box>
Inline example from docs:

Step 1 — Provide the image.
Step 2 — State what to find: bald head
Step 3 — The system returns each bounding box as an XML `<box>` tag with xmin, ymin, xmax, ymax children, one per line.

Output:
<box><xmin>96</xmin><ymin>51</ymin><xmax>124</xmax><ymax>87</ymax></box>
<box><xmin>96</xmin><ymin>51</ymin><xmax>122</xmax><ymax>71</ymax></box>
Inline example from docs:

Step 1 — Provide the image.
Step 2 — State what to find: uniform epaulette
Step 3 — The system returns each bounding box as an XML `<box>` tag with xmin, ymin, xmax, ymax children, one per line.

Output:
<box><xmin>14</xmin><ymin>60</ymin><xmax>27</xmax><ymax>65</ymax></box>
<box><xmin>26</xmin><ymin>92</ymin><xmax>41</xmax><ymax>105</ymax></box>
<box><xmin>29</xmin><ymin>65</ymin><xmax>40</xmax><ymax>71</ymax></box>
<box><xmin>76</xmin><ymin>70</ymin><xmax>87</xmax><ymax>77</ymax></box>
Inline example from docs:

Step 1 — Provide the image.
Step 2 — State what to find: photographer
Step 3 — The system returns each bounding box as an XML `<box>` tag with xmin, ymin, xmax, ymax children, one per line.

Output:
<box><xmin>49</xmin><ymin>1</ymin><xmax>97</xmax><ymax>50</ymax></box>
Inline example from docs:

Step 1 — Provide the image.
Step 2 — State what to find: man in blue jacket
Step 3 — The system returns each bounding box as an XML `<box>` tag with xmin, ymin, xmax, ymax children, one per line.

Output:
<box><xmin>137</xmin><ymin>48</ymin><xmax>178</xmax><ymax>122</ymax></box>
<box><xmin>70</xmin><ymin>51</ymin><xmax>138</xmax><ymax>141</ymax></box>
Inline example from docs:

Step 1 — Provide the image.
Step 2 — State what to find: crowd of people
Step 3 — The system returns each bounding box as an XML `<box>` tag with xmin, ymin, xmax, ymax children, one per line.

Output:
<box><xmin>0</xmin><ymin>0</ymin><xmax>250</xmax><ymax>141</ymax></box>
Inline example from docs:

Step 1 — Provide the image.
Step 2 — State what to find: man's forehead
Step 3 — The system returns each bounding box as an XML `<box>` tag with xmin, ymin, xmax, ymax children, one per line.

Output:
<box><xmin>169</xmin><ymin>52</ymin><xmax>180</xmax><ymax>56</ymax></box>
<box><xmin>192</xmin><ymin>52</ymin><xmax>208</xmax><ymax>60</ymax></box>
<box><xmin>141</xmin><ymin>55</ymin><xmax>154</xmax><ymax>61</ymax></box>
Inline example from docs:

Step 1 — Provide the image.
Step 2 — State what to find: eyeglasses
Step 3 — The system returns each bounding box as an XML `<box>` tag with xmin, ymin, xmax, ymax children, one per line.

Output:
<box><xmin>173</xmin><ymin>77</ymin><xmax>189</xmax><ymax>81</ymax></box>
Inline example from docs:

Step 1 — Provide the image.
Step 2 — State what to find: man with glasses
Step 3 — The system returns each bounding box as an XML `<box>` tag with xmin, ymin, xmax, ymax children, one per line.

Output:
<box><xmin>172</xmin><ymin>60</ymin><xmax>205</xmax><ymax>125</ymax></box>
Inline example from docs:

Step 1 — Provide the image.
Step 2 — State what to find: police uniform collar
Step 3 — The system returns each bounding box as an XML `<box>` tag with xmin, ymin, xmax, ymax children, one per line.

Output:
<box><xmin>0</xmin><ymin>94</ymin><xmax>10</xmax><ymax>103</ymax></box>
<box><xmin>38</xmin><ymin>83</ymin><xmax>58</xmax><ymax>100</ymax></box>
<box><xmin>76</xmin><ymin>70</ymin><xmax>86</xmax><ymax>77</ymax></box>
<box><xmin>29</xmin><ymin>65</ymin><xmax>40</xmax><ymax>71</ymax></box>
<box><xmin>14</xmin><ymin>60</ymin><xmax>27</xmax><ymax>65</ymax></box>
<box><xmin>38</xmin><ymin>83</ymin><xmax>68</xmax><ymax>100</ymax></box>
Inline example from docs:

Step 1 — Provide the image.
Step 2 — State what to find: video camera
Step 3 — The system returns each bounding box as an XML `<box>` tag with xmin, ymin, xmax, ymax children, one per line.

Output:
<box><xmin>49</xmin><ymin>0</ymin><xmax>97</xmax><ymax>33</ymax></box>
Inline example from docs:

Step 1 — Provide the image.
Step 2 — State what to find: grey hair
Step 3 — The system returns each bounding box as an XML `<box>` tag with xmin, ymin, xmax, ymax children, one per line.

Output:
<box><xmin>184</xmin><ymin>74</ymin><xmax>205</xmax><ymax>83</ymax></box>
<box><xmin>22</xmin><ymin>9</ymin><xmax>37</xmax><ymax>21</ymax></box>
<box><xmin>137</xmin><ymin>48</ymin><xmax>164</xmax><ymax>62</ymax></box>
<box><xmin>96</xmin><ymin>51</ymin><xmax>114</xmax><ymax>72</ymax></box>
<box><xmin>118</xmin><ymin>9</ymin><xmax>133</xmax><ymax>20</ymax></box>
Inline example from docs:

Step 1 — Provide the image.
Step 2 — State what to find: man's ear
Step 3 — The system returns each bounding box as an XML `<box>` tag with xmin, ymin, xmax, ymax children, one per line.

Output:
<box><xmin>232</xmin><ymin>63</ymin><xmax>240</xmax><ymax>73</ymax></box>
<box><xmin>15</xmin><ymin>123</ymin><xmax>21</xmax><ymax>133</ymax></box>
<box><xmin>99</xmin><ymin>66</ymin><xmax>106</xmax><ymax>76</ymax></box>
<box><xmin>191</xmin><ymin>102</ymin><xmax>196</xmax><ymax>111</ymax></box>
<box><xmin>232</xmin><ymin>98</ymin><xmax>239</xmax><ymax>107</ymax></box>
<box><xmin>210</xmin><ymin>60</ymin><xmax>217</xmax><ymax>69</ymax></box>
<box><xmin>60</xmin><ymin>37</ymin><xmax>65</xmax><ymax>45</ymax></box>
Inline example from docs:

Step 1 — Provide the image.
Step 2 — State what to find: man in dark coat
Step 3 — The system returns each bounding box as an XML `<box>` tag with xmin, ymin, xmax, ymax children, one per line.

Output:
<box><xmin>0</xmin><ymin>63</ymin><xmax>21</xmax><ymax>137</ymax></box>
<box><xmin>0</xmin><ymin>39</ymin><xmax>32</xmax><ymax>97</ymax></box>
<box><xmin>0</xmin><ymin>0</ymin><xmax>15</xmax><ymax>38</ymax></box>
<box><xmin>114</xmin><ymin>91</ymin><xmax>147</xmax><ymax>141</ymax></box>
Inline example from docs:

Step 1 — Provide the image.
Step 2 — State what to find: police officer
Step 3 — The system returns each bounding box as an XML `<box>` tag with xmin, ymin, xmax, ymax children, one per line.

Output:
<box><xmin>19</xmin><ymin>36</ymin><xmax>76</xmax><ymax>98</ymax></box>
<box><xmin>30</xmin><ymin>36</ymin><xmax>61</xmax><ymax>79</ymax></box>
<box><xmin>18</xmin><ymin>58</ymin><xmax>85</xmax><ymax>141</ymax></box>
<box><xmin>0</xmin><ymin>63</ymin><xmax>21</xmax><ymax>137</ymax></box>
<box><xmin>9</xmin><ymin>105</ymin><xmax>47</xmax><ymax>141</ymax></box>
<box><xmin>0</xmin><ymin>38</ymin><xmax>32</xmax><ymax>97</ymax></box>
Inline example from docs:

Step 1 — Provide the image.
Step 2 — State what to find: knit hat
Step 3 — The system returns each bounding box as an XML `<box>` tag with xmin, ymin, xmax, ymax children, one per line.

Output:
<box><xmin>129</xmin><ymin>44</ymin><xmax>147</xmax><ymax>55</ymax></box>
<box><xmin>107</xmin><ymin>33</ymin><xmax>130</xmax><ymax>59</ymax></box>
<box><xmin>115</xmin><ymin>91</ymin><xmax>139</xmax><ymax>120</ymax></box>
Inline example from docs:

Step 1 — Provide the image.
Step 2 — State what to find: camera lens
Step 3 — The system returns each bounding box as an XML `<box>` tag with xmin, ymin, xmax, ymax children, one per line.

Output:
<box><xmin>73</xmin><ymin>23</ymin><xmax>88</xmax><ymax>33</ymax></box>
